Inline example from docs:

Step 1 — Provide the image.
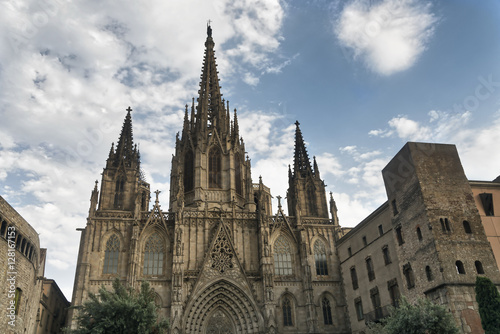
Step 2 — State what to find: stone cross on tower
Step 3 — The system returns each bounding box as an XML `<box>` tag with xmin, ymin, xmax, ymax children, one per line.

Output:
<box><xmin>154</xmin><ymin>190</ymin><xmax>161</xmax><ymax>203</ymax></box>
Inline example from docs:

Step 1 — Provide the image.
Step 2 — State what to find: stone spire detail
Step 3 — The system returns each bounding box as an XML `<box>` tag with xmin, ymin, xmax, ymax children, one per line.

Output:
<box><xmin>292</xmin><ymin>121</ymin><xmax>313</xmax><ymax>177</ymax></box>
<box><xmin>112</xmin><ymin>107</ymin><xmax>138</xmax><ymax>167</ymax></box>
<box><xmin>193</xmin><ymin>24</ymin><xmax>228</xmax><ymax>137</ymax></box>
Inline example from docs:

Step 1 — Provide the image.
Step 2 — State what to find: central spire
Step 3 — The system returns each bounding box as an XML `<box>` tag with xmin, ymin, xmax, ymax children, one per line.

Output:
<box><xmin>194</xmin><ymin>23</ymin><xmax>228</xmax><ymax>137</ymax></box>
<box><xmin>293</xmin><ymin>120</ymin><xmax>313</xmax><ymax>177</ymax></box>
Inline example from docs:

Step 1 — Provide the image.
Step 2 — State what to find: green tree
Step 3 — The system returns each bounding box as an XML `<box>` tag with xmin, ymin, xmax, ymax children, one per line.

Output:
<box><xmin>67</xmin><ymin>279</ymin><xmax>168</xmax><ymax>334</ymax></box>
<box><xmin>476</xmin><ymin>276</ymin><xmax>500</xmax><ymax>334</ymax></box>
<box><xmin>368</xmin><ymin>297</ymin><xmax>458</xmax><ymax>334</ymax></box>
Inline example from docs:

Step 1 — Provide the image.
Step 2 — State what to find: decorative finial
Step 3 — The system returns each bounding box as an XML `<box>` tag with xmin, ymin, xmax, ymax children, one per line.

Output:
<box><xmin>295</xmin><ymin>120</ymin><xmax>300</xmax><ymax>127</ymax></box>
<box><xmin>126</xmin><ymin>106</ymin><xmax>132</xmax><ymax>113</ymax></box>
<box><xmin>207</xmin><ymin>20</ymin><xmax>212</xmax><ymax>37</ymax></box>
<box><xmin>154</xmin><ymin>190</ymin><xmax>161</xmax><ymax>202</ymax></box>
<box><xmin>277</xmin><ymin>195</ymin><xmax>282</xmax><ymax>208</ymax></box>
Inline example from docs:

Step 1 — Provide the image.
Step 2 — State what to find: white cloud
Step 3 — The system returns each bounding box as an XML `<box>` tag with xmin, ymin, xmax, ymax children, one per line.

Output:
<box><xmin>335</xmin><ymin>0</ymin><xmax>437</xmax><ymax>75</ymax></box>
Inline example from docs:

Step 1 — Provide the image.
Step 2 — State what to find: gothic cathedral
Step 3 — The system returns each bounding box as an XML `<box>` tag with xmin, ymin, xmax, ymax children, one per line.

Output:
<box><xmin>69</xmin><ymin>26</ymin><xmax>349</xmax><ymax>334</ymax></box>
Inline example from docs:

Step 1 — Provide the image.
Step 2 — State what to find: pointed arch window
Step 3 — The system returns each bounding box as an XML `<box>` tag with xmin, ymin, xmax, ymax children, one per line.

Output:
<box><xmin>209</xmin><ymin>147</ymin><xmax>221</xmax><ymax>188</ymax></box>
<box><xmin>103</xmin><ymin>234</ymin><xmax>120</xmax><ymax>274</ymax></box>
<box><xmin>274</xmin><ymin>236</ymin><xmax>293</xmax><ymax>276</ymax></box>
<box><xmin>184</xmin><ymin>150</ymin><xmax>194</xmax><ymax>192</ymax></box>
<box><xmin>144</xmin><ymin>234</ymin><xmax>164</xmax><ymax>275</ymax></box>
<box><xmin>235</xmin><ymin>154</ymin><xmax>242</xmax><ymax>195</ymax></box>
<box><xmin>322</xmin><ymin>297</ymin><xmax>333</xmax><ymax>325</ymax></box>
<box><xmin>475</xmin><ymin>260</ymin><xmax>485</xmax><ymax>274</ymax></box>
<box><xmin>306</xmin><ymin>184</ymin><xmax>317</xmax><ymax>216</ymax></box>
<box><xmin>282</xmin><ymin>297</ymin><xmax>293</xmax><ymax>326</ymax></box>
<box><xmin>463</xmin><ymin>220</ymin><xmax>472</xmax><ymax>234</ymax></box>
<box><xmin>114</xmin><ymin>177</ymin><xmax>125</xmax><ymax>209</ymax></box>
<box><xmin>314</xmin><ymin>240</ymin><xmax>328</xmax><ymax>276</ymax></box>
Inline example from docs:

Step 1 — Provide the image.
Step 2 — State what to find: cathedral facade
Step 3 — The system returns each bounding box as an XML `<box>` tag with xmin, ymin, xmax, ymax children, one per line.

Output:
<box><xmin>68</xmin><ymin>26</ymin><xmax>350</xmax><ymax>334</ymax></box>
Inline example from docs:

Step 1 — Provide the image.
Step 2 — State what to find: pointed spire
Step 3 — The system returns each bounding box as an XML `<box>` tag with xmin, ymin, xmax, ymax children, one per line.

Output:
<box><xmin>313</xmin><ymin>156</ymin><xmax>320</xmax><ymax>178</ymax></box>
<box><xmin>233</xmin><ymin>108</ymin><xmax>239</xmax><ymax>140</ymax></box>
<box><xmin>195</xmin><ymin>24</ymin><xmax>228</xmax><ymax>136</ymax></box>
<box><xmin>293</xmin><ymin>120</ymin><xmax>312</xmax><ymax>177</ymax></box>
<box><xmin>113</xmin><ymin>107</ymin><xmax>135</xmax><ymax>166</ymax></box>
<box><xmin>182</xmin><ymin>104</ymin><xmax>189</xmax><ymax>138</ymax></box>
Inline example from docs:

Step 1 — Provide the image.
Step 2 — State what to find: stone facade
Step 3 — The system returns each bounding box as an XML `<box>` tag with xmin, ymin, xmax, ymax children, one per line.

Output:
<box><xmin>0</xmin><ymin>196</ymin><xmax>44</xmax><ymax>334</ymax></box>
<box><xmin>68</xmin><ymin>26</ymin><xmax>350</xmax><ymax>334</ymax></box>
<box><xmin>337</xmin><ymin>142</ymin><xmax>500</xmax><ymax>334</ymax></box>
<box><xmin>36</xmin><ymin>279</ymin><xmax>70</xmax><ymax>334</ymax></box>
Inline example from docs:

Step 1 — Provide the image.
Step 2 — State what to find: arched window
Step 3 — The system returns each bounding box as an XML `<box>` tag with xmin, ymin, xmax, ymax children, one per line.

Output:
<box><xmin>314</xmin><ymin>240</ymin><xmax>328</xmax><ymax>276</ymax></box>
<box><xmin>235</xmin><ymin>154</ymin><xmax>242</xmax><ymax>195</ymax></box>
<box><xmin>322</xmin><ymin>297</ymin><xmax>333</xmax><ymax>325</ymax></box>
<box><xmin>463</xmin><ymin>221</ymin><xmax>472</xmax><ymax>234</ymax></box>
<box><xmin>103</xmin><ymin>235</ymin><xmax>120</xmax><ymax>274</ymax></box>
<box><xmin>306</xmin><ymin>184</ymin><xmax>317</xmax><ymax>216</ymax></box>
<box><xmin>282</xmin><ymin>297</ymin><xmax>293</xmax><ymax>326</ymax></box>
<box><xmin>475</xmin><ymin>261</ymin><xmax>485</xmax><ymax>274</ymax></box>
<box><xmin>456</xmin><ymin>260</ymin><xmax>466</xmax><ymax>274</ymax></box>
<box><xmin>209</xmin><ymin>148</ymin><xmax>221</xmax><ymax>188</ymax></box>
<box><xmin>274</xmin><ymin>236</ymin><xmax>293</xmax><ymax>275</ymax></box>
<box><xmin>425</xmin><ymin>266</ymin><xmax>433</xmax><ymax>281</ymax></box>
<box><xmin>114</xmin><ymin>177</ymin><xmax>125</xmax><ymax>209</ymax></box>
<box><xmin>184</xmin><ymin>150</ymin><xmax>194</xmax><ymax>192</ymax></box>
<box><xmin>416</xmin><ymin>227</ymin><xmax>423</xmax><ymax>241</ymax></box>
<box><xmin>144</xmin><ymin>234</ymin><xmax>164</xmax><ymax>275</ymax></box>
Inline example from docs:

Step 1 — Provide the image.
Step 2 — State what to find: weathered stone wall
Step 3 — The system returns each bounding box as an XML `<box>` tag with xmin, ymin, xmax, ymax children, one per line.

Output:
<box><xmin>0</xmin><ymin>196</ymin><xmax>42</xmax><ymax>334</ymax></box>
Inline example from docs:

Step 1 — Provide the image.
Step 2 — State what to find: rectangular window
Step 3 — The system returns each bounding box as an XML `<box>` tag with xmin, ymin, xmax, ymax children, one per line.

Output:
<box><xmin>391</xmin><ymin>199</ymin><xmax>399</xmax><ymax>215</ymax></box>
<box><xmin>347</xmin><ymin>247</ymin><xmax>352</xmax><ymax>257</ymax></box>
<box><xmin>370</xmin><ymin>287</ymin><xmax>382</xmax><ymax>320</ymax></box>
<box><xmin>403</xmin><ymin>263</ymin><xmax>415</xmax><ymax>289</ymax></box>
<box><xmin>480</xmin><ymin>193</ymin><xmax>494</xmax><ymax>216</ymax></box>
<box><xmin>382</xmin><ymin>246</ymin><xmax>391</xmax><ymax>265</ymax></box>
<box><xmin>387</xmin><ymin>279</ymin><xmax>400</xmax><ymax>307</ymax></box>
<box><xmin>366</xmin><ymin>257</ymin><xmax>375</xmax><ymax>281</ymax></box>
<box><xmin>351</xmin><ymin>267</ymin><xmax>358</xmax><ymax>290</ymax></box>
<box><xmin>362</xmin><ymin>236</ymin><xmax>367</xmax><ymax>246</ymax></box>
<box><xmin>396</xmin><ymin>226</ymin><xmax>404</xmax><ymax>245</ymax></box>
<box><xmin>354</xmin><ymin>297</ymin><xmax>364</xmax><ymax>321</ymax></box>
<box><xmin>378</xmin><ymin>224</ymin><xmax>384</xmax><ymax>236</ymax></box>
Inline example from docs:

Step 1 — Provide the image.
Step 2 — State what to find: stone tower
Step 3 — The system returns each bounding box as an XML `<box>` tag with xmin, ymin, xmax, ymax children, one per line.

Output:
<box><xmin>382</xmin><ymin>142</ymin><xmax>500</xmax><ymax>333</ymax></box>
<box><xmin>68</xmin><ymin>26</ymin><xmax>349</xmax><ymax>334</ymax></box>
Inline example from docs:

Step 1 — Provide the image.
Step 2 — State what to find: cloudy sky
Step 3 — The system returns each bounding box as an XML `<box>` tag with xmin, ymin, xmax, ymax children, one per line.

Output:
<box><xmin>1</xmin><ymin>0</ymin><xmax>499</xmax><ymax>299</ymax></box>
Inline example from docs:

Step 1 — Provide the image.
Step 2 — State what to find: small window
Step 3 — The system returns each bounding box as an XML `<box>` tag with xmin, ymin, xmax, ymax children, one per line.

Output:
<box><xmin>378</xmin><ymin>224</ymin><xmax>384</xmax><ymax>236</ymax></box>
<box><xmin>445</xmin><ymin>218</ymin><xmax>451</xmax><ymax>232</ymax></box>
<box><xmin>347</xmin><ymin>247</ymin><xmax>352</xmax><ymax>257</ymax></box>
<box><xmin>382</xmin><ymin>246</ymin><xmax>391</xmax><ymax>265</ymax></box>
<box><xmin>475</xmin><ymin>261</ymin><xmax>484</xmax><ymax>274</ymax></box>
<box><xmin>403</xmin><ymin>263</ymin><xmax>415</xmax><ymax>289</ymax></box>
<box><xmin>14</xmin><ymin>288</ymin><xmax>22</xmax><ymax>315</ymax></box>
<box><xmin>354</xmin><ymin>297</ymin><xmax>364</xmax><ymax>321</ymax></box>
<box><xmin>463</xmin><ymin>221</ymin><xmax>472</xmax><ymax>234</ymax></box>
<box><xmin>351</xmin><ymin>267</ymin><xmax>358</xmax><ymax>290</ymax></box>
<box><xmin>396</xmin><ymin>226</ymin><xmax>404</xmax><ymax>245</ymax></box>
<box><xmin>283</xmin><ymin>297</ymin><xmax>293</xmax><ymax>326</ymax></box>
<box><xmin>366</xmin><ymin>257</ymin><xmax>375</xmax><ymax>281</ymax></box>
<box><xmin>416</xmin><ymin>227</ymin><xmax>423</xmax><ymax>241</ymax></box>
<box><xmin>387</xmin><ymin>279</ymin><xmax>400</xmax><ymax>307</ymax></box>
<box><xmin>479</xmin><ymin>193</ymin><xmax>494</xmax><ymax>216</ymax></box>
<box><xmin>456</xmin><ymin>260</ymin><xmax>466</xmax><ymax>274</ymax></box>
<box><xmin>362</xmin><ymin>236</ymin><xmax>367</xmax><ymax>246</ymax></box>
<box><xmin>322</xmin><ymin>297</ymin><xmax>333</xmax><ymax>325</ymax></box>
<box><xmin>370</xmin><ymin>287</ymin><xmax>382</xmax><ymax>320</ymax></box>
<box><xmin>425</xmin><ymin>266</ymin><xmax>433</xmax><ymax>281</ymax></box>
<box><xmin>391</xmin><ymin>199</ymin><xmax>398</xmax><ymax>215</ymax></box>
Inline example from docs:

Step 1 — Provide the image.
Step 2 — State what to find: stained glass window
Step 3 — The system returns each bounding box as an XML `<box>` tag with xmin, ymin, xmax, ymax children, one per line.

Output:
<box><xmin>144</xmin><ymin>234</ymin><xmax>164</xmax><ymax>275</ymax></box>
<box><xmin>283</xmin><ymin>297</ymin><xmax>293</xmax><ymax>326</ymax></box>
<box><xmin>274</xmin><ymin>236</ymin><xmax>293</xmax><ymax>276</ymax></box>
<box><xmin>322</xmin><ymin>297</ymin><xmax>333</xmax><ymax>325</ymax></box>
<box><xmin>209</xmin><ymin>148</ymin><xmax>221</xmax><ymax>188</ymax></box>
<box><xmin>314</xmin><ymin>240</ymin><xmax>328</xmax><ymax>276</ymax></box>
<box><xmin>103</xmin><ymin>234</ymin><xmax>120</xmax><ymax>274</ymax></box>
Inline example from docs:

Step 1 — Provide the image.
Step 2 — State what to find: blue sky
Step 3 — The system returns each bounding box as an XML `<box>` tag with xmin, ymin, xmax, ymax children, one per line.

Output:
<box><xmin>1</xmin><ymin>0</ymin><xmax>499</xmax><ymax>299</ymax></box>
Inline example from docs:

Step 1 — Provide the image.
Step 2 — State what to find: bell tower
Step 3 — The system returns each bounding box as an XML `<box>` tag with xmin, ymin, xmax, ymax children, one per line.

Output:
<box><xmin>287</xmin><ymin>121</ymin><xmax>329</xmax><ymax>218</ymax></box>
<box><xmin>98</xmin><ymin>107</ymin><xmax>150</xmax><ymax>213</ymax></box>
<box><xmin>169</xmin><ymin>25</ymin><xmax>255</xmax><ymax>212</ymax></box>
